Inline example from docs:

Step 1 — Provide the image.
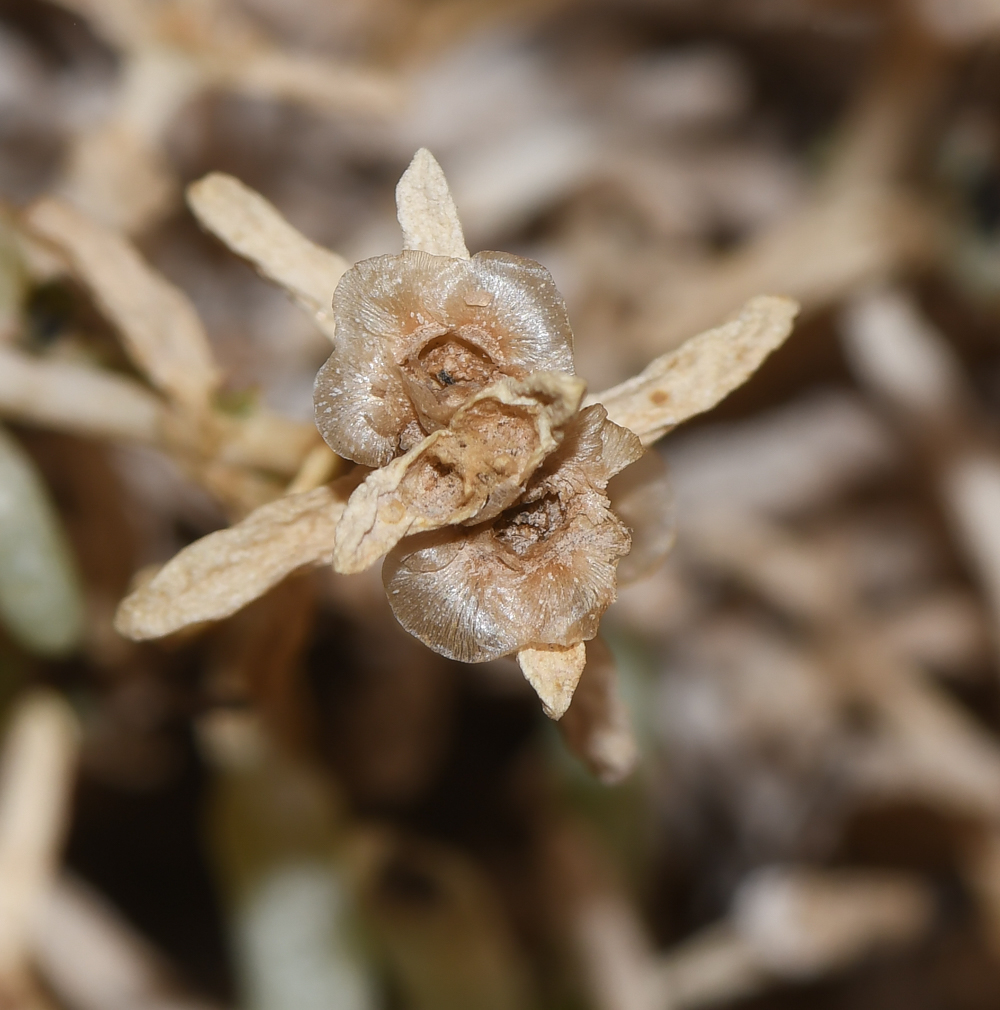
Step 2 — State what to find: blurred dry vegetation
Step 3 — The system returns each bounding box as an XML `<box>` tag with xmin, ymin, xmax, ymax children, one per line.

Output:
<box><xmin>7</xmin><ymin>0</ymin><xmax>1000</xmax><ymax>1008</ymax></box>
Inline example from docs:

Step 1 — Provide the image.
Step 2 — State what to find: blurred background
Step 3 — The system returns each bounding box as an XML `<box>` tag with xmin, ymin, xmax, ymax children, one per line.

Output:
<box><xmin>5</xmin><ymin>0</ymin><xmax>1000</xmax><ymax>1007</ymax></box>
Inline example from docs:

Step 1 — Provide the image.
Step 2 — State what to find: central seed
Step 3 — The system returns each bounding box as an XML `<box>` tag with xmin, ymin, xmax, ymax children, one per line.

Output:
<box><xmin>416</xmin><ymin>335</ymin><xmax>496</xmax><ymax>389</ymax></box>
<box><xmin>492</xmin><ymin>495</ymin><xmax>565</xmax><ymax>556</ymax></box>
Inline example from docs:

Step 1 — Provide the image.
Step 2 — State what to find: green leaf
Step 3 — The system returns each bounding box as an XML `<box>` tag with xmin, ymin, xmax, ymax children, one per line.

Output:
<box><xmin>0</xmin><ymin>426</ymin><xmax>84</xmax><ymax>655</ymax></box>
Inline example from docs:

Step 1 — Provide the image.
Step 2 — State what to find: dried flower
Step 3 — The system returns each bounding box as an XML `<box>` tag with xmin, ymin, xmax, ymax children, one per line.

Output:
<box><xmin>114</xmin><ymin>148</ymin><xmax>799</xmax><ymax>729</ymax></box>
<box><xmin>382</xmin><ymin>405</ymin><xmax>640</xmax><ymax>665</ymax></box>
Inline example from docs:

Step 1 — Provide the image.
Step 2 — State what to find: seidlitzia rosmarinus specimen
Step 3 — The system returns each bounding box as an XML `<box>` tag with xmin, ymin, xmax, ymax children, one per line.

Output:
<box><xmin>115</xmin><ymin>149</ymin><xmax>800</xmax><ymax>774</ymax></box>
<box><xmin>309</xmin><ymin>152</ymin><xmax>639</xmax><ymax>710</ymax></box>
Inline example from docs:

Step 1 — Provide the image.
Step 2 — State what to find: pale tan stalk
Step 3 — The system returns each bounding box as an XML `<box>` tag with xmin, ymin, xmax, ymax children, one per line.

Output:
<box><xmin>0</xmin><ymin>693</ymin><xmax>79</xmax><ymax>997</ymax></box>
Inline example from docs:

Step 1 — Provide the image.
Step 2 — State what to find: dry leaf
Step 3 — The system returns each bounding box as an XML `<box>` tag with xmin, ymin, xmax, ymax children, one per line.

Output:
<box><xmin>215</xmin><ymin>409</ymin><xmax>321</xmax><ymax>478</ymax></box>
<box><xmin>592</xmin><ymin>295</ymin><xmax>799</xmax><ymax>445</ymax></box>
<box><xmin>687</xmin><ymin>511</ymin><xmax>1000</xmax><ymax>820</ymax></box>
<box><xmin>0</xmin><ymin>346</ymin><xmax>164</xmax><ymax>444</ymax></box>
<box><xmin>841</xmin><ymin>287</ymin><xmax>967</xmax><ymax>418</ymax></box>
<box><xmin>24</xmin><ymin>198</ymin><xmax>220</xmax><ymax>413</ymax></box>
<box><xmin>627</xmin><ymin>186</ymin><xmax>932</xmax><ymax>358</ymax></box>
<box><xmin>875</xmin><ymin>590</ymin><xmax>988</xmax><ymax>673</ymax></box>
<box><xmin>115</xmin><ymin>475</ymin><xmax>362</xmax><ymax>640</ymax></box>
<box><xmin>517</xmin><ymin>643</ymin><xmax>587</xmax><ymax>720</ymax></box>
<box><xmin>841</xmin><ymin>286</ymin><xmax>1000</xmax><ymax>670</ymax></box>
<box><xmin>287</xmin><ymin>444</ymin><xmax>341</xmax><ymax>495</ymax></box>
<box><xmin>219</xmin><ymin>51</ymin><xmax>403</xmax><ymax>117</ymax></box>
<box><xmin>852</xmin><ymin>648</ymin><xmax>1000</xmax><ymax>819</ymax></box>
<box><xmin>940</xmin><ymin>455</ymin><xmax>1000</xmax><ymax>670</ymax></box>
<box><xmin>666</xmin><ymin>390</ymin><xmax>895</xmax><ymax>519</ymax></box>
<box><xmin>46</xmin><ymin>0</ymin><xmax>149</xmax><ymax>50</ymax></box>
<box><xmin>684</xmin><ymin>512</ymin><xmax>840</xmax><ymax>624</ymax></box>
<box><xmin>186</xmin><ymin>173</ymin><xmax>349</xmax><ymax>340</ymax></box>
<box><xmin>915</xmin><ymin>0</ymin><xmax>1000</xmax><ymax>42</ymax></box>
<box><xmin>36</xmin><ymin>873</ymin><xmax>227</xmax><ymax>1010</ymax></box>
<box><xmin>196</xmin><ymin>460</ymin><xmax>290</xmax><ymax>520</ymax></box>
<box><xmin>396</xmin><ymin>149</ymin><xmax>471</xmax><ymax>260</ymax></box>
<box><xmin>655</xmin><ymin>866</ymin><xmax>932</xmax><ymax>1008</ymax></box>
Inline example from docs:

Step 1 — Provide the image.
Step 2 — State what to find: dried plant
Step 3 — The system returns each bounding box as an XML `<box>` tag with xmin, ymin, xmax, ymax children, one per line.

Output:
<box><xmin>6</xmin><ymin>5</ymin><xmax>1000</xmax><ymax>1008</ymax></box>
<box><xmin>114</xmin><ymin>149</ymin><xmax>798</xmax><ymax>724</ymax></box>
